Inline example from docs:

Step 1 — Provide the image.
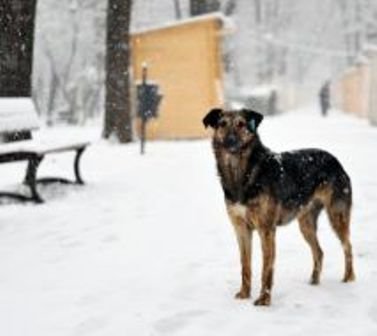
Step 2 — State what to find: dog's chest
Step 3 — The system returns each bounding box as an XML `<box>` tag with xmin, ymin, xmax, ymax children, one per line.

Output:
<box><xmin>223</xmin><ymin>153</ymin><xmax>244</xmax><ymax>177</ymax></box>
<box><xmin>218</xmin><ymin>153</ymin><xmax>251</xmax><ymax>201</ymax></box>
<box><xmin>227</xmin><ymin>202</ymin><xmax>248</xmax><ymax>219</ymax></box>
<box><xmin>226</xmin><ymin>202</ymin><xmax>252</xmax><ymax>228</ymax></box>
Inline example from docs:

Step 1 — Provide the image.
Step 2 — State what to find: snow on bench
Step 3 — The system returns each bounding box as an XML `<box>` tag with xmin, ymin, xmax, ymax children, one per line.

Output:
<box><xmin>0</xmin><ymin>97</ymin><xmax>90</xmax><ymax>203</ymax></box>
<box><xmin>0</xmin><ymin>97</ymin><xmax>39</xmax><ymax>142</ymax></box>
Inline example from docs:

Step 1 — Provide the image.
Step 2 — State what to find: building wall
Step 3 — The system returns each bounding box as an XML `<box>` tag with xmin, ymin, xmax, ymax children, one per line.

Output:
<box><xmin>131</xmin><ymin>16</ymin><xmax>224</xmax><ymax>139</ymax></box>
<box><xmin>334</xmin><ymin>63</ymin><xmax>369</xmax><ymax>118</ymax></box>
<box><xmin>367</xmin><ymin>51</ymin><xmax>377</xmax><ymax>125</ymax></box>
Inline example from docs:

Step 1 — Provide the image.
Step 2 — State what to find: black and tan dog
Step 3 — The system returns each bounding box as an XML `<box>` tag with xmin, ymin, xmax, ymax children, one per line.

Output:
<box><xmin>203</xmin><ymin>108</ymin><xmax>355</xmax><ymax>306</ymax></box>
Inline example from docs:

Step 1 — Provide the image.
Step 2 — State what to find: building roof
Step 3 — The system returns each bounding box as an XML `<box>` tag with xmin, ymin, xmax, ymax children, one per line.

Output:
<box><xmin>131</xmin><ymin>12</ymin><xmax>233</xmax><ymax>36</ymax></box>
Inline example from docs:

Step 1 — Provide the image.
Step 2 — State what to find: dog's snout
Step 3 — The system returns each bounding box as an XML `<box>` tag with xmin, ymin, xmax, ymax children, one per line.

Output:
<box><xmin>224</xmin><ymin>134</ymin><xmax>238</xmax><ymax>148</ymax></box>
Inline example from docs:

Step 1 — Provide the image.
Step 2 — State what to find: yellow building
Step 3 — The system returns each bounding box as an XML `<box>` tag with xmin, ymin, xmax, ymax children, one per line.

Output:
<box><xmin>131</xmin><ymin>14</ymin><xmax>226</xmax><ymax>139</ymax></box>
<box><xmin>333</xmin><ymin>63</ymin><xmax>369</xmax><ymax>118</ymax></box>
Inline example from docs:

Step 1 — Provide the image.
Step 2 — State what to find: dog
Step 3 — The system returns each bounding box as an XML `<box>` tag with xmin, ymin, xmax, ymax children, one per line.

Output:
<box><xmin>203</xmin><ymin>108</ymin><xmax>355</xmax><ymax>306</ymax></box>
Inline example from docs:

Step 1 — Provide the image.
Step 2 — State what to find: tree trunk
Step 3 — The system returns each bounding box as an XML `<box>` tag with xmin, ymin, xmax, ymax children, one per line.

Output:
<box><xmin>104</xmin><ymin>0</ymin><xmax>133</xmax><ymax>143</ymax></box>
<box><xmin>0</xmin><ymin>0</ymin><xmax>37</xmax><ymax>97</ymax></box>
<box><xmin>190</xmin><ymin>0</ymin><xmax>220</xmax><ymax>16</ymax></box>
<box><xmin>174</xmin><ymin>0</ymin><xmax>182</xmax><ymax>19</ymax></box>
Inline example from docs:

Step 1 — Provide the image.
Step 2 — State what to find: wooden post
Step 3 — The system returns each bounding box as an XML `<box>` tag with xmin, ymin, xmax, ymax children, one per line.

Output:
<box><xmin>140</xmin><ymin>65</ymin><xmax>148</xmax><ymax>155</ymax></box>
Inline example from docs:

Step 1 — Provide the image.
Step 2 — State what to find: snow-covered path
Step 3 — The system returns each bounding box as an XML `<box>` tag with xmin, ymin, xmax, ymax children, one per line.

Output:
<box><xmin>1</xmin><ymin>110</ymin><xmax>377</xmax><ymax>336</ymax></box>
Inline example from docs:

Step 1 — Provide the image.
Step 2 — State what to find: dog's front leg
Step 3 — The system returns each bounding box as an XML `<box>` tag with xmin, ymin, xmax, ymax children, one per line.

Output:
<box><xmin>254</xmin><ymin>227</ymin><xmax>276</xmax><ymax>306</ymax></box>
<box><xmin>230</xmin><ymin>216</ymin><xmax>252</xmax><ymax>299</ymax></box>
<box><xmin>235</xmin><ymin>224</ymin><xmax>252</xmax><ymax>299</ymax></box>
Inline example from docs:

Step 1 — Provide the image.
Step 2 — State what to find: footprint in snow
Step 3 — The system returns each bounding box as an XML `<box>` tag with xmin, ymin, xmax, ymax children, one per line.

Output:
<box><xmin>368</xmin><ymin>303</ymin><xmax>377</xmax><ymax>324</ymax></box>
<box><xmin>101</xmin><ymin>234</ymin><xmax>119</xmax><ymax>243</ymax></box>
<box><xmin>153</xmin><ymin>310</ymin><xmax>208</xmax><ymax>334</ymax></box>
<box><xmin>74</xmin><ymin>316</ymin><xmax>108</xmax><ymax>336</ymax></box>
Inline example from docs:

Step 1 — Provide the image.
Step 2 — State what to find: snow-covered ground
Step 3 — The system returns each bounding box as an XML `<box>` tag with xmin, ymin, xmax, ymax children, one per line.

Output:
<box><xmin>0</xmin><ymin>109</ymin><xmax>377</xmax><ymax>336</ymax></box>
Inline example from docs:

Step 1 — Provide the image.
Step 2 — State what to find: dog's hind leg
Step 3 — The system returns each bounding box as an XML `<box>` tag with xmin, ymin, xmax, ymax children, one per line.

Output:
<box><xmin>227</xmin><ymin>207</ymin><xmax>252</xmax><ymax>299</ymax></box>
<box><xmin>298</xmin><ymin>203</ymin><xmax>324</xmax><ymax>285</ymax></box>
<box><xmin>326</xmin><ymin>203</ymin><xmax>355</xmax><ymax>282</ymax></box>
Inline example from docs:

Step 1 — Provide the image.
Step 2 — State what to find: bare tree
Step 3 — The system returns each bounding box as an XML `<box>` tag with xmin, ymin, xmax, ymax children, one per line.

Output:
<box><xmin>34</xmin><ymin>0</ymin><xmax>107</xmax><ymax>125</ymax></box>
<box><xmin>224</xmin><ymin>0</ymin><xmax>237</xmax><ymax>16</ymax></box>
<box><xmin>0</xmin><ymin>0</ymin><xmax>37</xmax><ymax>97</ymax></box>
<box><xmin>173</xmin><ymin>0</ymin><xmax>182</xmax><ymax>19</ymax></box>
<box><xmin>104</xmin><ymin>0</ymin><xmax>133</xmax><ymax>143</ymax></box>
<box><xmin>190</xmin><ymin>0</ymin><xmax>220</xmax><ymax>16</ymax></box>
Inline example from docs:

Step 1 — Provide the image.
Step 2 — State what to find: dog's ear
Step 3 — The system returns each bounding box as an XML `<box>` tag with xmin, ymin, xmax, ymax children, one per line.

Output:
<box><xmin>203</xmin><ymin>108</ymin><xmax>223</xmax><ymax>129</ymax></box>
<box><xmin>242</xmin><ymin>109</ymin><xmax>264</xmax><ymax>133</ymax></box>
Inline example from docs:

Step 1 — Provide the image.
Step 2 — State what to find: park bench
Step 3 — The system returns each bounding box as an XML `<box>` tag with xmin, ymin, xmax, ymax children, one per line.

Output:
<box><xmin>0</xmin><ymin>97</ymin><xmax>90</xmax><ymax>203</ymax></box>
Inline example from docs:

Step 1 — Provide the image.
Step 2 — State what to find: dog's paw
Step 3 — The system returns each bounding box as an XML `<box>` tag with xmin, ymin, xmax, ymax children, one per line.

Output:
<box><xmin>343</xmin><ymin>272</ymin><xmax>356</xmax><ymax>283</ymax></box>
<box><xmin>234</xmin><ymin>290</ymin><xmax>250</xmax><ymax>299</ymax></box>
<box><xmin>253</xmin><ymin>293</ymin><xmax>271</xmax><ymax>306</ymax></box>
<box><xmin>309</xmin><ymin>270</ymin><xmax>321</xmax><ymax>285</ymax></box>
<box><xmin>310</xmin><ymin>277</ymin><xmax>320</xmax><ymax>285</ymax></box>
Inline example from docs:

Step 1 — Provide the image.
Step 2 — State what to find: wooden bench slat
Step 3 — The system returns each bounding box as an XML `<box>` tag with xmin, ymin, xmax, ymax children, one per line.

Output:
<box><xmin>0</xmin><ymin>140</ymin><xmax>90</xmax><ymax>156</ymax></box>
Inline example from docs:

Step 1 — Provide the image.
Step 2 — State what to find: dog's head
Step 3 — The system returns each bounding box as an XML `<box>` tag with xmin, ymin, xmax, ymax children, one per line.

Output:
<box><xmin>203</xmin><ymin>108</ymin><xmax>264</xmax><ymax>153</ymax></box>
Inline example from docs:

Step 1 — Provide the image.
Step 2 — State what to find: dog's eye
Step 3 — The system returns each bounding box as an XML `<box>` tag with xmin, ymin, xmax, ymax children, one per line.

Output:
<box><xmin>236</xmin><ymin>121</ymin><xmax>246</xmax><ymax>129</ymax></box>
<box><xmin>219</xmin><ymin>120</ymin><xmax>227</xmax><ymax>128</ymax></box>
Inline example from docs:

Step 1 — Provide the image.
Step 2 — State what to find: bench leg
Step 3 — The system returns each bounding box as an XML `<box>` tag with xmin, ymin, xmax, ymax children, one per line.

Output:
<box><xmin>29</xmin><ymin>146</ymin><xmax>87</xmax><ymax>186</ymax></box>
<box><xmin>24</xmin><ymin>156</ymin><xmax>44</xmax><ymax>203</ymax></box>
<box><xmin>74</xmin><ymin>147</ymin><xmax>86</xmax><ymax>185</ymax></box>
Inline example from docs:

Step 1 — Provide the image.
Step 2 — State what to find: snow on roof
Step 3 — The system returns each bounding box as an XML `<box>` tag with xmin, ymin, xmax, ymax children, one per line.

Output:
<box><xmin>131</xmin><ymin>12</ymin><xmax>233</xmax><ymax>35</ymax></box>
<box><xmin>239</xmin><ymin>85</ymin><xmax>277</xmax><ymax>97</ymax></box>
<box><xmin>0</xmin><ymin>97</ymin><xmax>40</xmax><ymax>133</ymax></box>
